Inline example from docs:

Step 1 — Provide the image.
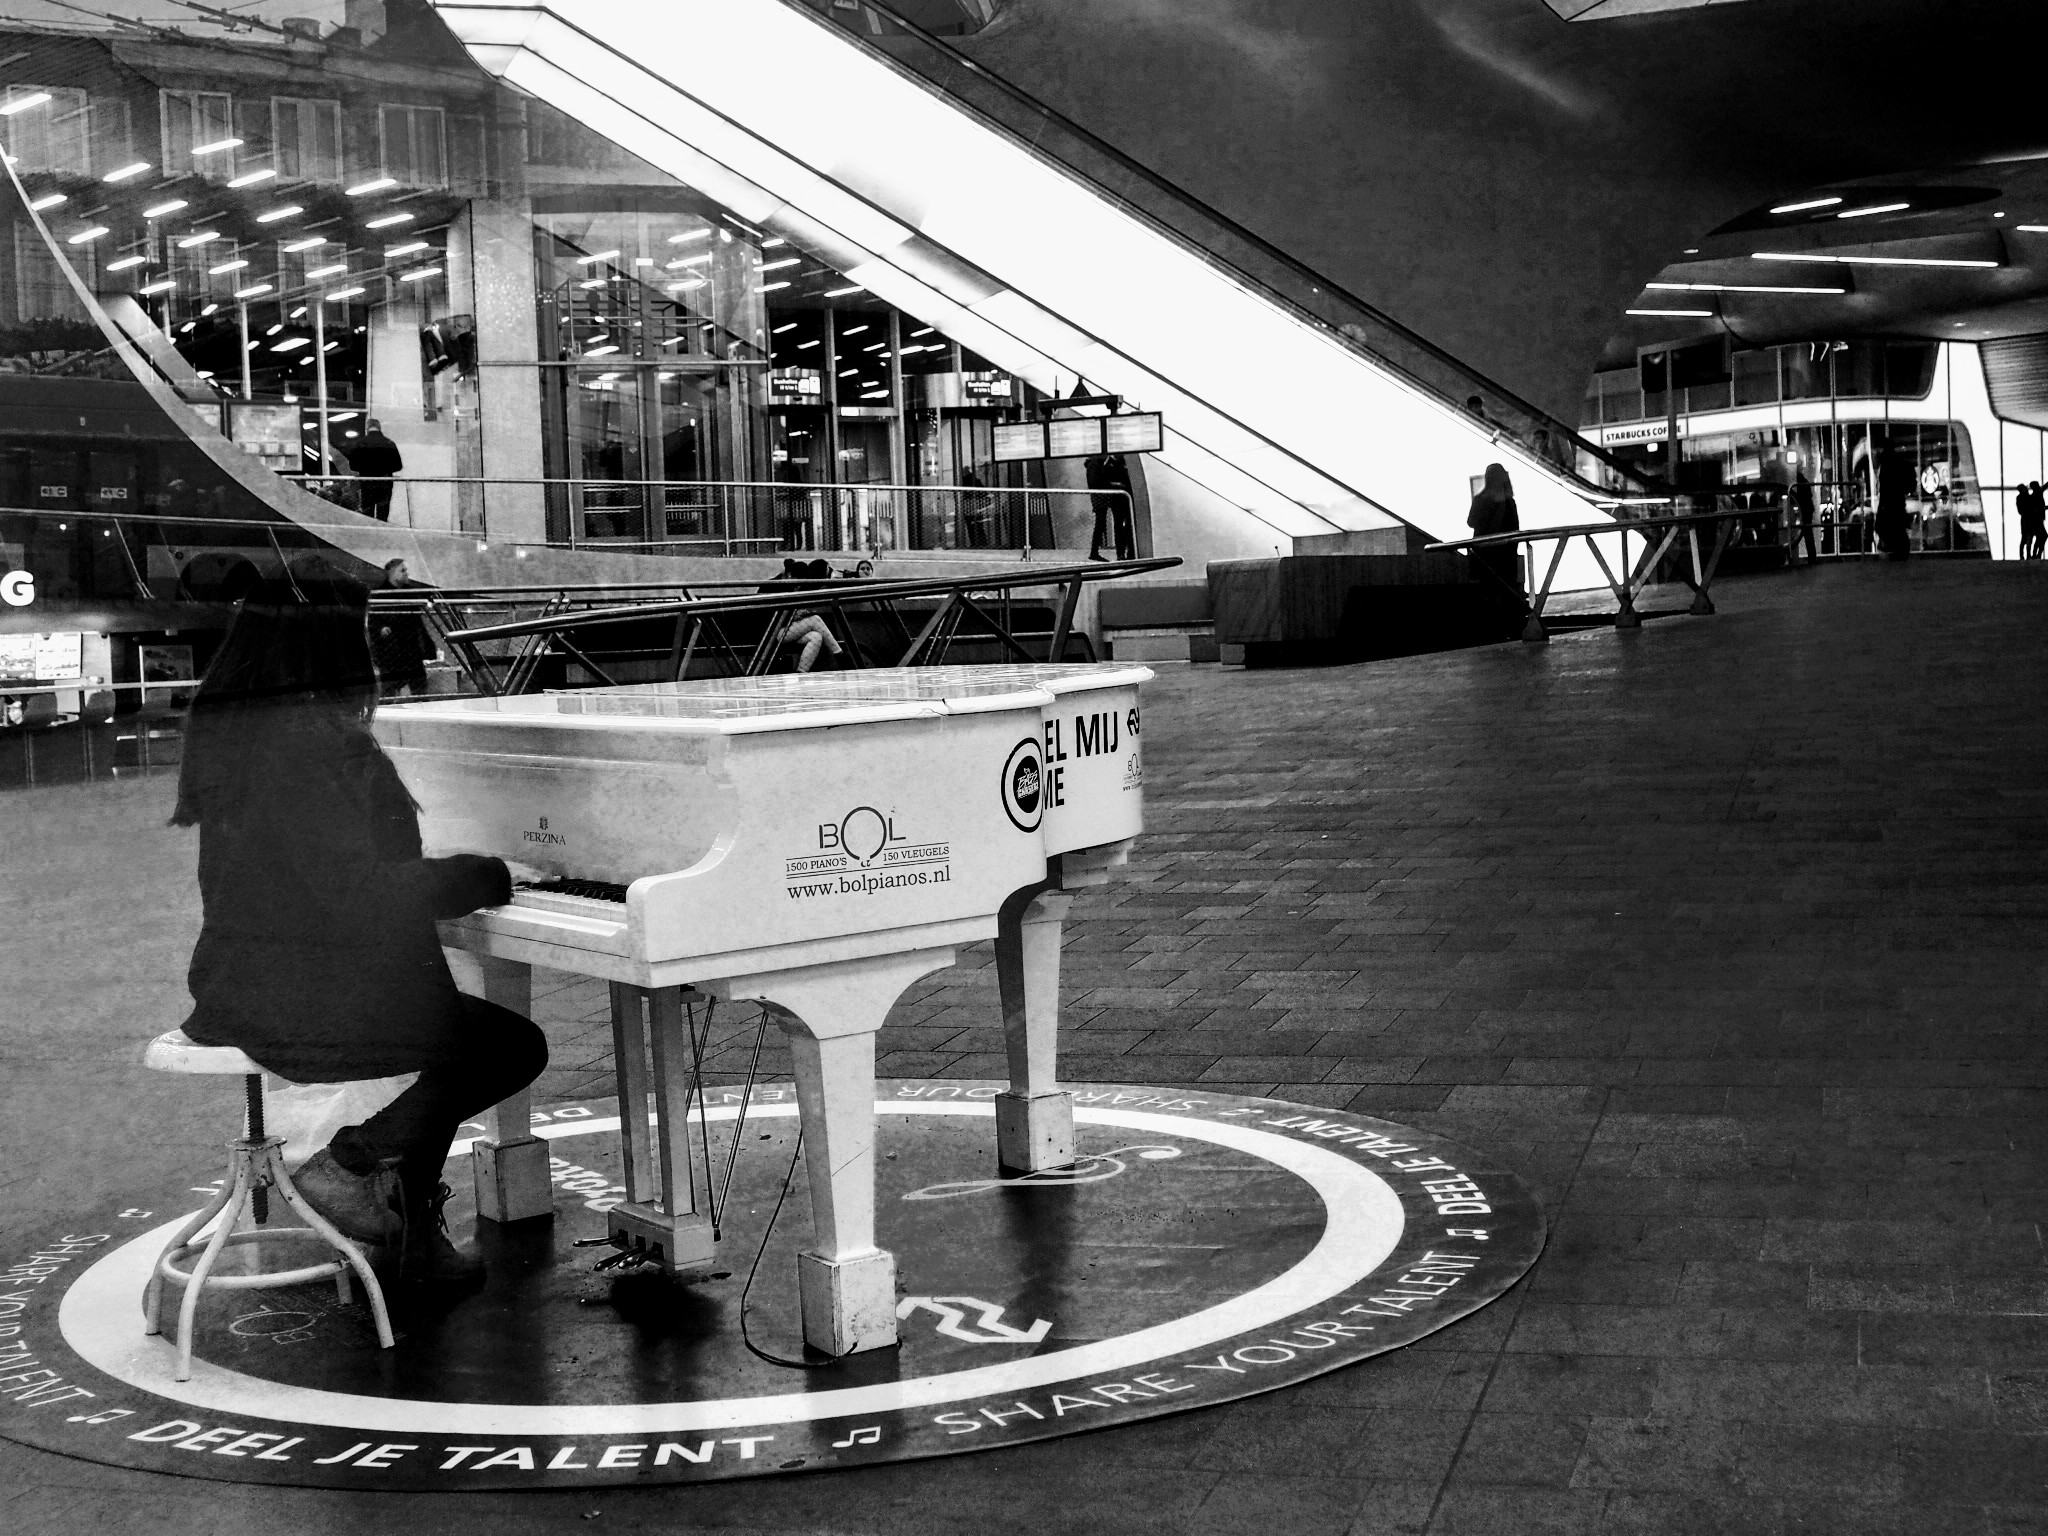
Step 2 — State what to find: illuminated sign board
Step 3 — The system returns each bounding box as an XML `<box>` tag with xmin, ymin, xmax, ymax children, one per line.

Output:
<box><xmin>0</xmin><ymin>632</ymin><xmax>82</xmax><ymax>681</ymax></box>
<box><xmin>992</xmin><ymin>412</ymin><xmax>1165</xmax><ymax>463</ymax></box>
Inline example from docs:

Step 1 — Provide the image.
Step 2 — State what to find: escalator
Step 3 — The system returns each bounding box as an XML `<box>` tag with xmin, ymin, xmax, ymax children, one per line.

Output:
<box><xmin>431</xmin><ymin>0</ymin><xmax>1639</xmax><ymax>556</ymax></box>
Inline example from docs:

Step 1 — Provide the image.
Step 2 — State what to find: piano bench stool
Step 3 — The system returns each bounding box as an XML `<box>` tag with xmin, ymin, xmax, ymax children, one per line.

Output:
<box><xmin>140</xmin><ymin>1030</ymin><xmax>396</xmax><ymax>1381</ymax></box>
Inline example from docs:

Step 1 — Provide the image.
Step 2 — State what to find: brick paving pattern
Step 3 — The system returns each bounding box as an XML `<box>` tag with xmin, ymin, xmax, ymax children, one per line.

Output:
<box><xmin>3</xmin><ymin>559</ymin><xmax>2044</xmax><ymax>1533</ymax></box>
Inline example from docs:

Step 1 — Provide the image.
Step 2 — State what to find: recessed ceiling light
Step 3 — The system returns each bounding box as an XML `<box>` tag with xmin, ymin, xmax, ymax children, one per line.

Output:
<box><xmin>364</xmin><ymin>212</ymin><xmax>411</xmax><ymax>229</ymax></box>
<box><xmin>1646</xmin><ymin>281</ymin><xmax>1846</xmax><ymax>294</ymax></box>
<box><xmin>191</xmin><ymin>137</ymin><xmax>242</xmax><ymax>156</ymax></box>
<box><xmin>754</xmin><ymin>281</ymin><xmax>791</xmax><ymax>294</ymax></box>
<box><xmin>757</xmin><ymin>257</ymin><xmax>800</xmax><ymax>272</ymax></box>
<box><xmin>209</xmin><ymin>258</ymin><xmax>249</xmax><ymax>274</ymax></box>
<box><xmin>255</xmin><ymin>205</ymin><xmax>303</xmax><ymax>224</ymax></box>
<box><xmin>398</xmin><ymin>266</ymin><xmax>442</xmax><ymax>283</ymax></box>
<box><xmin>1751</xmin><ymin>251</ymin><xmax>1997</xmax><ymax>269</ymax></box>
<box><xmin>27</xmin><ymin>193</ymin><xmax>65</xmax><ymax>211</ymax></box>
<box><xmin>66</xmin><ymin>226</ymin><xmax>109</xmax><ymax>245</ymax></box>
<box><xmin>576</xmin><ymin>249</ymin><xmax>620</xmax><ymax>265</ymax></box>
<box><xmin>226</xmin><ymin>168</ymin><xmax>277</xmax><ymax>188</ymax></box>
<box><xmin>273</xmin><ymin>337</ymin><xmax>311</xmax><ymax>352</ymax></box>
<box><xmin>142</xmin><ymin>199</ymin><xmax>188</xmax><ymax>219</ymax></box>
<box><xmin>1</xmin><ymin>91</ymin><xmax>53</xmax><ymax>116</ymax></box>
<box><xmin>139</xmin><ymin>279</ymin><xmax>176</xmax><ymax>294</ymax></box>
<box><xmin>584</xmin><ymin>344</ymin><xmax>619</xmax><ymax>356</ymax></box>
<box><xmin>1770</xmin><ymin>196</ymin><xmax>1842</xmax><ymax>214</ymax></box>
<box><xmin>823</xmin><ymin>284</ymin><xmax>864</xmax><ymax>297</ymax></box>
<box><xmin>345</xmin><ymin>176</ymin><xmax>398</xmax><ymax>195</ymax></box>
<box><xmin>1627</xmin><ymin>308</ymin><xmax>1714</xmax><ymax>317</ymax></box>
<box><xmin>105</xmin><ymin>254</ymin><xmax>146</xmax><ymax>271</ymax></box>
<box><xmin>282</xmin><ymin>237</ymin><xmax>326</xmax><ymax>253</ymax></box>
<box><xmin>2017</xmin><ymin>225</ymin><xmax>2048</xmax><ymax>234</ymax></box>
<box><xmin>668</xmin><ymin>229</ymin><xmax>712</xmax><ymax>244</ymax></box>
<box><xmin>323</xmin><ymin>286</ymin><xmax>366</xmax><ymax>301</ymax></box>
<box><xmin>305</xmin><ymin>263</ymin><xmax>348</xmax><ymax>279</ymax></box>
<box><xmin>233</xmin><ymin>283</ymin><xmax>273</xmax><ymax>299</ymax></box>
<box><xmin>384</xmin><ymin>241</ymin><xmax>429</xmax><ymax>258</ymax></box>
<box><xmin>1836</xmin><ymin>202</ymin><xmax>1910</xmax><ymax>219</ymax></box>
<box><xmin>101</xmin><ymin>161</ymin><xmax>150</xmax><ymax>183</ymax></box>
<box><xmin>176</xmin><ymin>231</ymin><xmax>219</xmax><ymax>248</ymax></box>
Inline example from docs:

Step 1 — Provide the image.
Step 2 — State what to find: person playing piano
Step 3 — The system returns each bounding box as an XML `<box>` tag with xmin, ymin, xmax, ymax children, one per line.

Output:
<box><xmin>171</xmin><ymin>571</ymin><xmax>548</xmax><ymax>1287</ymax></box>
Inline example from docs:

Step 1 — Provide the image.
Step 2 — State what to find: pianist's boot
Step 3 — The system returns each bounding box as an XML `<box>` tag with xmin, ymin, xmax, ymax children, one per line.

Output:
<box><xmin>392</xmin><ymin>1177</ymin><xmax>485</xmax><ymax>1287</ymax></box>
<box><xmin>292</xmin><ymin>1147</ymin><xmax>403</xmax><ymax>1244</ymax></box>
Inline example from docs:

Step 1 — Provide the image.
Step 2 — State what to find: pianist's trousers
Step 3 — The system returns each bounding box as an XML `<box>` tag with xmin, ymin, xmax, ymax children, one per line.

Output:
<box><xmin>324</xmin><ymin>996</ymin><xmax>548</xmax><ymax>1197</ymax></box>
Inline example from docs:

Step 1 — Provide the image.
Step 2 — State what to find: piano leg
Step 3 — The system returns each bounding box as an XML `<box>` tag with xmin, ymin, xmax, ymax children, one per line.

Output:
<box><xmin>994</xmin><ymin>884</ymin><xmax>1078</xmax><ymax>1173</ymax></box>
<box><xmin>470</xmin><ymin>955</ymin><xmax>554</xmax><ymax>1224</ymax></box>
<box><xmin>725</xmin><ymin>947</ymin><xmax>954</xmax><ymax>1357</ymax></box>
<box><xmin>605</xmin><ymin>983</ymin><xmax>716</xmax><ymax>1275</ymax></box>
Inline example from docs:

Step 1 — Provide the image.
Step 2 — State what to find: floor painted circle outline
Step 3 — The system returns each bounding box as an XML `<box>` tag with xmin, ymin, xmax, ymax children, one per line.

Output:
<box><xmin>61</xmin><ymin>1103</ymin><xmax>1402</xmax><ymax>1433</ymax></box>
<box><xmin>3</xmin><ymin>1084</ymin><xmax>1548</xmax><ymax>1487</ymax></box>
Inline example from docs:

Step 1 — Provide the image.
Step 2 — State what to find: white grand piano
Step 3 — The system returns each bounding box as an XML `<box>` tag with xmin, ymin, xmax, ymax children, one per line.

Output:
<box><xmin>371</xmin><ymin>663</ymin><xmax>1149</xmax><ymax>1355</ymax></box>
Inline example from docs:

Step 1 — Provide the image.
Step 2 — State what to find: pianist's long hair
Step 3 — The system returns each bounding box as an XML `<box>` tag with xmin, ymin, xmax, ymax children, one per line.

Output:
<box><xmin>170</xmin><ymin>571</ymin><xmax>384</xmax><ymax>829</ymax></box>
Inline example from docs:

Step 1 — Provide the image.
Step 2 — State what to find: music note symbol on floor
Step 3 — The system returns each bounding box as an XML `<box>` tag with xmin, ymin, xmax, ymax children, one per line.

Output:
<box><xmin>830</xmin><ymin>1426</ymin><xmax>882</xmax><ymax>1449</ymax></box>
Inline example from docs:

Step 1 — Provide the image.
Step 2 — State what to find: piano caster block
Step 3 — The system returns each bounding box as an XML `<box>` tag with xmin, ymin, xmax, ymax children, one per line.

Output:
<box><xmin>473</xmin><ymin>1137</ymin><xmax>554</xmax><ymax>1224</ymax></box>
<box><xmin>606</xmin><ymin>1202</ymin><xmax>717</xmax><ymax>1276</ymax></box>
<box><xmin>996</xmin><ymin>1089</ymin><xmax>1075</xmax><ymax>1173</ymax></box>
<box><xmin>798</xmin><ymin>1248</ymin><xmax>898</xmax><ymax>1356</ymax></box>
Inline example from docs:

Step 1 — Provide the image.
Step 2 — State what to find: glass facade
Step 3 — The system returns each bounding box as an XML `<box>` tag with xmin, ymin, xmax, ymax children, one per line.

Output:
<box><xmin>1</xmin><ymin>15</ymin><xmax>1065</xmax><ymax>563</ymax></box>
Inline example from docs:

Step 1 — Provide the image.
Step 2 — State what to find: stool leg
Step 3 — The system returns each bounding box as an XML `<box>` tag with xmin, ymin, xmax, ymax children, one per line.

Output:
<box><xmin>145</xmin><ymin>1161</ymin><xmax>242</xmax><ymax>1337</ymax></box>
<box><xmin>244</xmin><ymin>1075</ymin><xmax>269</xmax><ymax>1227</ymax></box>
<box><xmin>268</xmin><ymin>1145</ymin><xmax>395</xmax><ymax>1351</ymax></box>
<box><xmin>174</xmin><ymin>1154</ymin><xmax>253</xmax><ymax>1380</ymax></box>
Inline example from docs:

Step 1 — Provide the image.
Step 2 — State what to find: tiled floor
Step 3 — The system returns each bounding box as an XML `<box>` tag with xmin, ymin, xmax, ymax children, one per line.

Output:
<box><xmin>4</xmin><ymin>557</ymin><xmax>2045</xmax><ymax>1533</ymax></box>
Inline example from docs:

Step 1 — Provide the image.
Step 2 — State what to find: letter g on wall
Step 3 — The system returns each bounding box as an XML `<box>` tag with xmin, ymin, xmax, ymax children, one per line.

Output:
<box><xmin>0</xmin><ymin>570</ymin><xmax>33</xmax><ymax>607</ymax></box>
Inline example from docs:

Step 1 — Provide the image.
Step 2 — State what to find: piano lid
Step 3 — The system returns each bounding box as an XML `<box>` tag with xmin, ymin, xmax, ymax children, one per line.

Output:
<box><xmin>545</xmin><ymin>664</ymin><xmax>1151</xmax><ymax>726</ymax></box>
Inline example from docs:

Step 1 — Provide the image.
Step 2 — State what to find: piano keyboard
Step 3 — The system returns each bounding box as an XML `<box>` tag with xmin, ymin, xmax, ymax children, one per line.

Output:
<box><xmin>525</xmin><ymin>877</ymin><xmax>629</xmax><ymax>903</ymax></box>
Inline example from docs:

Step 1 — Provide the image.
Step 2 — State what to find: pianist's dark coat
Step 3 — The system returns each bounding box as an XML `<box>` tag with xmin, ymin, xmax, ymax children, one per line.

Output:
<box><xmin>181</xmin><ymin>707</ymin><xmax>511</xmax><ymax>1082</ymax></box>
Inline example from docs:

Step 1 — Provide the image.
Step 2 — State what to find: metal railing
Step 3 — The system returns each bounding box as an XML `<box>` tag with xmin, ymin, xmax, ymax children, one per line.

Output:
<box><xmin>423</xmin><ymin>555</ymin><xmax>1181</xmax><ymax>692</ymax></box>
<box><xmin>295</xmin><ymin>473</ymin><xmax>1128</xmax><ymax>556</ymax></box>
<box><xmin>787</xmin><ymin>0</ymin><xmax>1651</xmax><ymax>496</ymax></box>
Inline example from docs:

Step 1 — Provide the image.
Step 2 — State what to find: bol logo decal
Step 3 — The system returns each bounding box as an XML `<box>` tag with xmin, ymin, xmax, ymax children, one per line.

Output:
<box><xmin>1001</xmin><ymin>738</ymin><xmax>1044</xmax><ymax>832</ymax></box>
<box><xmin>839</xmin><ymin>806</ymin><xmax>893</xmax><ymax>865</ymax></box>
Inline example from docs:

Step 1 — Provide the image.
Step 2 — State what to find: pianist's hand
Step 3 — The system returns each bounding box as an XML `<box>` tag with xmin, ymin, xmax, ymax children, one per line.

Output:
<box><xmin>499</xmin><ymin>858</ymin><xmax>552</xmax><ymax>888</ymax></box>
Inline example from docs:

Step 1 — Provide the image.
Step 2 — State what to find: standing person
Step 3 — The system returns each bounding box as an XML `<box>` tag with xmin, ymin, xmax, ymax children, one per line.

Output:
<box><xmin>1084</xmin><ymin>451</ymin><xmax>1135</xmax><ymax>561</ymax></box>
<box><xmin>1466</xmin><ymin>462</ymin><xmax>1526</xmax><ymax>640</ymax></box>
<box><xmin>1874</xmin><ymin>449</ymin><xmax>1912</xmax><ymax>561</ymax></box>
<box><xmin>172</xmin><ymin>575</ymin><xmax>548</xmax><ymax>1286</ymax></box>
<box><xmin>2019</xmin><ymin>482</ymin><xmax>2046</xmax><ymax>560</ymax></box>
<box><xmin>1787</xmin><ymin>470</ymin><xmax>1818</xmax><ymax>566</ymax></box>
<box><xmin>369</xmin><ymin>558</ymin><xmax>438</xmax><ymax>697</ymax></box>
<box><xmin>347</xmin><ymin>419</ymin><xmax>404</xmax><ymax>523</ymax></box>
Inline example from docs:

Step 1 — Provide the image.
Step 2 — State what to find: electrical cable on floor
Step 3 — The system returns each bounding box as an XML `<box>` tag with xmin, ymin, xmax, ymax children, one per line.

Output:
<box><xmin>737</xmin><ymin>1126</ymin><xmax>821</xmax><ymax>1369</ymax></box>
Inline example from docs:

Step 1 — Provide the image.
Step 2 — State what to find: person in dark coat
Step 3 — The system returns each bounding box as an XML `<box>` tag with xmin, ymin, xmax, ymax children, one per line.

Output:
<box><xmin>1084</xmin><ymin>452</ymin><xmax>1135</xmax><ymax>561</ymax></box>
<box><xmin>1787</xmin><ymin>470</ymin><xmax>1818</xmax><ymax>565</ymax></box>
<box><xmin>172</xmin><ymin>575</ymin><xmax>546</xmax><ymax>1285</ymax></box>
<box><xmin>1466</xmin><ymin>462</ymin><xmax>1526</xmax><ymax>639</ymax></box>
<box><xmin>1873</xmin><ymin>449</ymin><xmax>1912</xmax><ymax>560</ymax></box>
<box><xmin>369</xmin><ymin>558</ymin><xmax>437</xmax><ymax>696</ymax></box>
<box><xmin>346</xmin><ymin>419</ymin><xmax>404</xmax><ymax>522</ymax></box>
<box><xmin>2019</xmin><ymin>482</ymin><xmax>2046</xmax><ymax>560</ymax></box>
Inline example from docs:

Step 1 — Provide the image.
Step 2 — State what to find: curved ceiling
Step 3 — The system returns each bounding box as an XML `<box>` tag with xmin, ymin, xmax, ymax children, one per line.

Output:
<box><xmin>954</xmin><ymin>0</ymin><xmax>2048</xmax><ymax>419</ymax></box>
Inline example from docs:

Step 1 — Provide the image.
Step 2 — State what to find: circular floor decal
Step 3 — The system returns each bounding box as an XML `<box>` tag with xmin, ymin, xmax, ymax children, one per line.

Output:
<box><xmin>0</xmin><ymin>1083</ymin><xmax>1544</xmax><ymax>1488</ymax></box>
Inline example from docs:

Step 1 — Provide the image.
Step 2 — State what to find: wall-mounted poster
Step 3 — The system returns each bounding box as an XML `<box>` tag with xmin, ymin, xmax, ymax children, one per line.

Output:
<box><xmin>0</xmin><ymin>632</ymin><xmax>82</xmax><ymax>681</ymax></box>
<box><xmin>138</xmin><ymin>644</ymin><xmax>197</xmax><ymax>705</ymax></box>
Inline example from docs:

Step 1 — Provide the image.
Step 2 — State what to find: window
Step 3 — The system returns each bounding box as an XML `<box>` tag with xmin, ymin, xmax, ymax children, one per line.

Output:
<box><xmin>4</xmin><ymin>85</ymin><xmax>91</xmax><ymax>175</ymax></box>
<box><xmin>13</xmin><ymin>224</ymin><xmax>90</xmax><ymax>322</ymax></box>
<box><xmin>272</xmin><ymin>97</ymin><xmax>342</xmax><ymax>185</ymax></box>
<box><xmin>379</xmin><ymin>103</ymin><xmax>446</xmax><ymax>188</ymax></box>
<box><xmin>160</xmin><ymin>89</ymin><xmax>236</xmax><ymax>180</ymax></box>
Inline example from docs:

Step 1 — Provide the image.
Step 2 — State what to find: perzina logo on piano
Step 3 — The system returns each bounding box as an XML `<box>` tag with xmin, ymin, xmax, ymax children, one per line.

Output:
<box><xmin>523</xmin><ymin>816</ymin><xmax>567</xmax><ymax>846</ymax></box>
